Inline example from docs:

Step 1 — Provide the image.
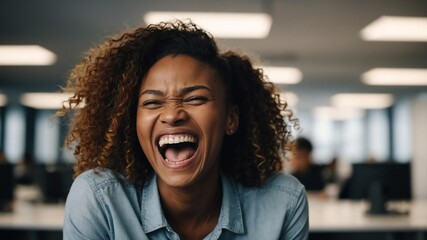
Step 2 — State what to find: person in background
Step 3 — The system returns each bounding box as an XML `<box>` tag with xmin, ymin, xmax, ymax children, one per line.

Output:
<box><xmin>0</xmin><ymin>152</ymin><xmax>6</xmax><ymax>163</ymax></box>
<box><xmin>15</xmin><ymin>151</ymin><xmax>35</xmax><ymax>185</ymax></box>
<box><xmin>323</xmin><ymin>156</ymin><xmax>338</xmax><ymax>184</ymax></box>
<box><xmin>61</xmin><ymin>20</ymin><xmax>308</xmax><ymax>240</ymax></box>
<box><xmin>291</xmin><ymin>137</ymin><xmax>326</xmax><ymax>193</ymax></box>
<box><xmin>0</xmin><ymin>152</ymin><xmax>14</xmax><ymax>212</ymax></box>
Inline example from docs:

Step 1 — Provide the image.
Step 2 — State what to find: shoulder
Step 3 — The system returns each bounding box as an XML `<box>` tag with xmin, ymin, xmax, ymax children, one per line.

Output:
<box><xmin>229</xmin><ymin>173</ymin><xmax>308</xmax><ymax>238</ymax></box>
<box><xmin>266</xmin><ymin>172</ymin><xmax>305</xmax><ymax>195</ymax></box>
<box><xmin>239</xmin><ymin>173</ymin><xmax>305</xmax><ymax>199</ymax></box>
<box><xmin>234</xmin><ymin>172</ymin><xmax>307</xmax><ymax>213</ymax></box>
<box><xmin>64</xmin><ymin>169</ymin><xmax>127</xmax><ymax>239</ymax></box>
<box><xmin>73</xmin><ymin>168</ymin><xmax>126</xmax><ymax>193</ymax></box>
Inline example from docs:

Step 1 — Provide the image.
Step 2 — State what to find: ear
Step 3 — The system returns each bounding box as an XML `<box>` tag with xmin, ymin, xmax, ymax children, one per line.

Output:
<box><xmin>225</xmin><ymin>106</ymin><xmax>239</xmax><ymax>135</ymax></box>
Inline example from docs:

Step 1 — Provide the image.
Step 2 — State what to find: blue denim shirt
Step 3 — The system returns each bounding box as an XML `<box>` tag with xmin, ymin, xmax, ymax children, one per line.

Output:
<box><xmin>64</xmin><ymin>169</ymin><xmax>308</xmax><ymax>240</ymax></box>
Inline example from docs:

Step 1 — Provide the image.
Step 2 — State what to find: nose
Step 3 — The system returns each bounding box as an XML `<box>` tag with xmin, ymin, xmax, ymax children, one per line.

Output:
<box><xmin>160</xmin><ymin>105</ymin><xmax>188</xmax><ymax>126</ymax></box>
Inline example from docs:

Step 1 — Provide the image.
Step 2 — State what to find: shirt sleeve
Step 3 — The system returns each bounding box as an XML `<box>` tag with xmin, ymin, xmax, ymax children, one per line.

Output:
<box><xmin>63</xmin><ymin>174</ymin><xmax>111</xmax><ymax>240</ymax></box>
<box><xmin>281</xmin><ymin>186</ymin><xmax>309</xmax><ymax>240</ymax></box>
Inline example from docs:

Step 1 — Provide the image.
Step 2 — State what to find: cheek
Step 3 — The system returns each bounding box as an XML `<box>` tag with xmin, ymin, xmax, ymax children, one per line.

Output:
<box><xmin>136</xmin><ymin>110</ymin><xmax>156</xmax><ymax>151</ymax></box>
<box><xmin>195</xmin><ymin>106</ymin><xmax>227</xmax><ymax>141</ymax></box>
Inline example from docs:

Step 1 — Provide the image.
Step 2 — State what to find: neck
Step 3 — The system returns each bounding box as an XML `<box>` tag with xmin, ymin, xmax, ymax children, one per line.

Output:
<box><xmin>158</xmin><ymin>173</ymin><xmax>222</xmax><ymax>239</ymax></box>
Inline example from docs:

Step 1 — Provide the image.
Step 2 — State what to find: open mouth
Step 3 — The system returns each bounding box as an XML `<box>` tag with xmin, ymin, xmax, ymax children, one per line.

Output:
<box><xmin>158</xmin><ymin>134</ymin><xmax>198</xmax><ymax>164</ymax></box>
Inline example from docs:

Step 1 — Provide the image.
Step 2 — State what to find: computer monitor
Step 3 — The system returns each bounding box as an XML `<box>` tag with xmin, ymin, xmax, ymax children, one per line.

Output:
<box><xmin>0</xmin><ymin>163</ymin><xmax>15</xmax><ymax>212</ymax></box>
<box><xmin>36</xmin><ymin>163</ymin><xmax>73</xmax><ymax>203</ymax></box>
<box><xmin>346</xmin><ymin>162</ymin><xmax>411</xmax><ymax>215</ymax></box>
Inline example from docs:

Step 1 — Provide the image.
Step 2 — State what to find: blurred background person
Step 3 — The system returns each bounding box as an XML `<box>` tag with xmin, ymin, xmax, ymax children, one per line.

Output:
<box><xmin>0</xmin><ymin>152</ymin><xmax>15</xmax><ymax>212</ymax></box>
<box><xmin>291</xmin><ymin>137</ymin><xmax>326</xmax><ymax>196</ymax></box>
<box><xmin>14</xmin><ymin>151</ymin><xmax>36</xmax><ymax>185</ymax></box>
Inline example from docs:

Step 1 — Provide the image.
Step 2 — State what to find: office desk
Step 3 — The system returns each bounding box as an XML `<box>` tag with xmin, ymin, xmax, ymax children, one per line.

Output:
<box><xmin>0</xmin><ymin>185</ymin><xmax>63</xmax><ymax>231</ymax></box>
<box><xmin>0</xmin><ymin>186</ymin><xmax>64</xmax><ymax>240</ymax></box>
<box><xmin>309</xmin><ymin>198</ymin><xmax>427</xmax><ymax>240</ymax></box>
<box><xmin>2</xmin><ymin>188</ymin><xmax>427</xmax><ymax>240</ymax></box>
<box><xmin>0</xmin><ymin>201</ymin><xmax>63</xmax><ymax>231</ymax></box>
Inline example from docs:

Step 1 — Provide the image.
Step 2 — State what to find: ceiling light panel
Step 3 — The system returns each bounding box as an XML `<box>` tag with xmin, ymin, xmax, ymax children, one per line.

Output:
<box><xmin>263</xmin><ymin>66</ymin><xmax>302</xmax><ymax>84</ymax></box>
<box><xmin>144</xmin><ymin>12</ymin><xmax>272</xmax><ymax>39</ymax></box>
<box><xmin>331</xmin><ymin>93</ymin><xmax>394</xmax><ymax>109</ymax></box>
<box><xmin>20</xmin><ymin>93</ymin><xmax>74</xmax><ymax>109</ymax></box>
<box><xmin>0</xmin><ymin>45</ymin><xmax>57</xmax><ymax>66</ymax></box>
<box><xmin>360</xmin><ymin>16</ymin><xmax>427</xmax><ymax>42</ymax></box>
<box><xmin>313</xmin><ymin>106</ymin><xmax>365</xmax><ymax>121</ymax></box>
<box><xmin>0</xmin><ymin>94</ymin><xmax>7</xmax><ymax>107</ymax></box>
<box><xmin>362</xmin><ymin>68</ymin><xmax>427</xmax><ymax>86</ymax></box>
<box><xmin>279</xmin><ymin>92</ymin><xmax>298</xmax><ymax>107</ymax></box>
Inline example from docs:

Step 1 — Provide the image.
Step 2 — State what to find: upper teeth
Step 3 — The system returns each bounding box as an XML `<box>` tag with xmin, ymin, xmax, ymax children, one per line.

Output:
<box><xmin>159</xmin><ymin>134</ymin><xmax>197</xmax><ymax>148</ymax></box>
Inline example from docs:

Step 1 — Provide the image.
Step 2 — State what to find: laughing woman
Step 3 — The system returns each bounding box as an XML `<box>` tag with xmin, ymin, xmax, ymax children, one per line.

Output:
<box><xmin>62</xmin><ymin>21</ymin><xmax>308</xmax><ymax>240</ymax></box>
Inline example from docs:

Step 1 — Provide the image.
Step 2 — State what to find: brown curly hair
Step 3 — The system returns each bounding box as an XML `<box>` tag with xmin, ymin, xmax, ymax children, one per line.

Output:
<box><xmin>60</xmin><ymin>20</ymin><xmax>297</xmax><ymax>187</ymax></box>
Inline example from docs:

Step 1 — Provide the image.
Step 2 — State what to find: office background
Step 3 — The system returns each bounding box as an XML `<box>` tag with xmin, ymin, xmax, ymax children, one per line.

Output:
<box><xmin>0</xmin><ymin>0</ymin><xmax>427</xmax><ymax>239</ymax></box>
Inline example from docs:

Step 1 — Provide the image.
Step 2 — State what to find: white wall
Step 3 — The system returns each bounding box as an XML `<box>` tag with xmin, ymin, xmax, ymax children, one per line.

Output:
<box><xmin>4</xmin><ymin>107</ymin><xmax>25</xmax><ymax>163</ymax></box>
<box><xmin>34</xmin><ymin>110</ymin><xmax>59</xmax><ymax>164</ymax></box>
<box><xmin>412</xmin><ymin>94</ymin><xmax>427</xmax><ymax>199</ymax></box>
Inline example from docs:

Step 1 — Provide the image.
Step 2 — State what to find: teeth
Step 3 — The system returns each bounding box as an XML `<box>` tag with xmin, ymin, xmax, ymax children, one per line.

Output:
<box><xmin>159</xmin><ymin>134</ymin><xmax>197</xmax><ymax>148</ymax></box>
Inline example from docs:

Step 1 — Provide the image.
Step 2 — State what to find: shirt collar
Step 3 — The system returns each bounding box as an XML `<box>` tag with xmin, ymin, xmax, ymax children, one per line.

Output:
<box><xmin>141</xmin><ymin>175</ymin><xmax>168</xmax><ymax>233</ymax></box>
<box><xmin>140</xmin><ymin>173</ymin><xmax>245</xmax><ymax>235</ymax></box>
<box><xmin>218</xmin><ymin>173</ymin><xmax>245</xmax><ymax>234</ymax></box>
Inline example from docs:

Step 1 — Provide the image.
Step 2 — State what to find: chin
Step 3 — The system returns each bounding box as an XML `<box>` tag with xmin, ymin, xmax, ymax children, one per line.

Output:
<box><xmin>157</xmin><ymin>171</ymin><xmax>201</xmax><ymax>188</ymax></box>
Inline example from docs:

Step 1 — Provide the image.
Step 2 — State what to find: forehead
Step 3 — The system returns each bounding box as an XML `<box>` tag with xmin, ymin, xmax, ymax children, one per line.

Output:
<box><xmin>140</xmin><ymin>55</ymin><xmax>222</xmax><ymax>91</ymax></box>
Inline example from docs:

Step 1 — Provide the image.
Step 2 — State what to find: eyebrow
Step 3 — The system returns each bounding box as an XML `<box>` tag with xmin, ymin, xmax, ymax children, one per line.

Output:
<box><xmin>180</xmin><ymin>85</ymin><xmax>211</xmax><ymax>96</ymax></box>
<box><xmin>139</xmin><ymin>89</ymin><xmax>163</xmax><ymax>98</ymax></box>
<box><xmin>139</xmin><ymin>85</ymin><xmax>211</xmax><ymax>98</ymax></box>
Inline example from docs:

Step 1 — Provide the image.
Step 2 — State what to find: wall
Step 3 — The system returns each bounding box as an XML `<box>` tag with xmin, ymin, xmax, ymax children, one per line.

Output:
<box><xmin>412</xmin><ymin>94</ymin><xmax>427</xmax><ymax>199</ymax></box>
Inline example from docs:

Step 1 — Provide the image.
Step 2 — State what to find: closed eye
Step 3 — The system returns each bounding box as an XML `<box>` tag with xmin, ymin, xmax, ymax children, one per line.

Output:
<box><xmin>141</xmin><ymin>100</ymin><xmax>164</xmax><ymax>109</ymax></box>
<box><xmin>184</xmin><ymin>96</ymin><xmax>209</xmax><ymax>105</ymax></box>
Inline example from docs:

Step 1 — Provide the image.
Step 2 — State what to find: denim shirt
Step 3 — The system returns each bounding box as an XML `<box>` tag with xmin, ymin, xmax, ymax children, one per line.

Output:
<box><xmin>64</xmin><ymin>169</ymin><xmax>308</xmax><ymax>240</ymax></box>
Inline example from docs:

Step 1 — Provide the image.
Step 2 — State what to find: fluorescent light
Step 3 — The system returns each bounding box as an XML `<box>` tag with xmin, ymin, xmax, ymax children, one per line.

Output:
<box><xmin>362</xmin><ymin>68</ymin><xmax>427</xmax><ymax>86</ymax></box>
<box><xmin>331</xmin><ymin>93</ymin><xmax>394</xmax><ymax>109</ymax></box>
<box><xmin>360</xmin><ymin>16</ymin><xmax>427</xmax><ymax>42</ymax></box>
<box><xmin>144</xmin><ymin>12</ymin><xmax>272</xmax><ymax>39</ymax></box>
<box><xmin>0</xmin><ymin>45</ymin><xmax>56</xmax><ymax>66</ymax></box>
<box><xmin>280</xmin><ymin>92</ymin><xmax>298</xmax><ymax>107</ymax></box>
<box><xmin>20</xmin><ymin>93</ymin><xmax>74</xmax><ymax>109</ymax></box>
<box><xmin>0</xmin><ymin>94</ymin><xmax>7</xmax><ymax>107</ymax></box>
<box><xmin>263</xmin><ymin>67</ymin><xmax>302</xmax><ymax>84</ymax></box>
<box><xmin>313</xmin><ymin>106</ymin><xmax>365</xmax><ymax>121</ymax></box>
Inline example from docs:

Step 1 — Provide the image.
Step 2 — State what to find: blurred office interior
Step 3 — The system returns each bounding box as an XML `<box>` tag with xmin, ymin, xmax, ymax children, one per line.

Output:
<box><xmin>1</xmin><ymin>0</ymin><xmax>427</xmax><ymax>239</ymax></box>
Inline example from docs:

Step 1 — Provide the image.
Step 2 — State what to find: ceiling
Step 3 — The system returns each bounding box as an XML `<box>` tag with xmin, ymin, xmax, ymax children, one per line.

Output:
<box><xmin>1</xmin><ymin>0</ymin><xmax>427</xmax><ymax>109</ymax></box>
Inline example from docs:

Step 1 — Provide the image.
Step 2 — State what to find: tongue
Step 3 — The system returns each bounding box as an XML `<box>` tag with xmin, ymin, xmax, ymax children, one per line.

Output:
<box><xmin>165</xmin><ymin>146</ymin><xmax>196</xmax><ymax>162</ymax></box>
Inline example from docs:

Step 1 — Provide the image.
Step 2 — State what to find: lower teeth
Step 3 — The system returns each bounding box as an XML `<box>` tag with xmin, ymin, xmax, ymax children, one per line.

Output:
<box><xmin>165</xmin><ymin>158</ymin><xmax>189</xmax><ymax>164</ymax></box>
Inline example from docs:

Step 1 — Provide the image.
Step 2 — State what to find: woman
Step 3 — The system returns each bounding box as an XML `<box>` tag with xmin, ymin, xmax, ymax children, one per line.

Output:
<box><xmin>62</xmin><ymin>21</ymin><xmax>308</xmax><ymax>240</ymax></box>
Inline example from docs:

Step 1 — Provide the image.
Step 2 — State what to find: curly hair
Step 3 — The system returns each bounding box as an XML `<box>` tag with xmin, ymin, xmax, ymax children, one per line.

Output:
<box><xmin>60</xmin><ymin>20</ymin><xmax>297</xmax><ymax>187</ymax></box>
